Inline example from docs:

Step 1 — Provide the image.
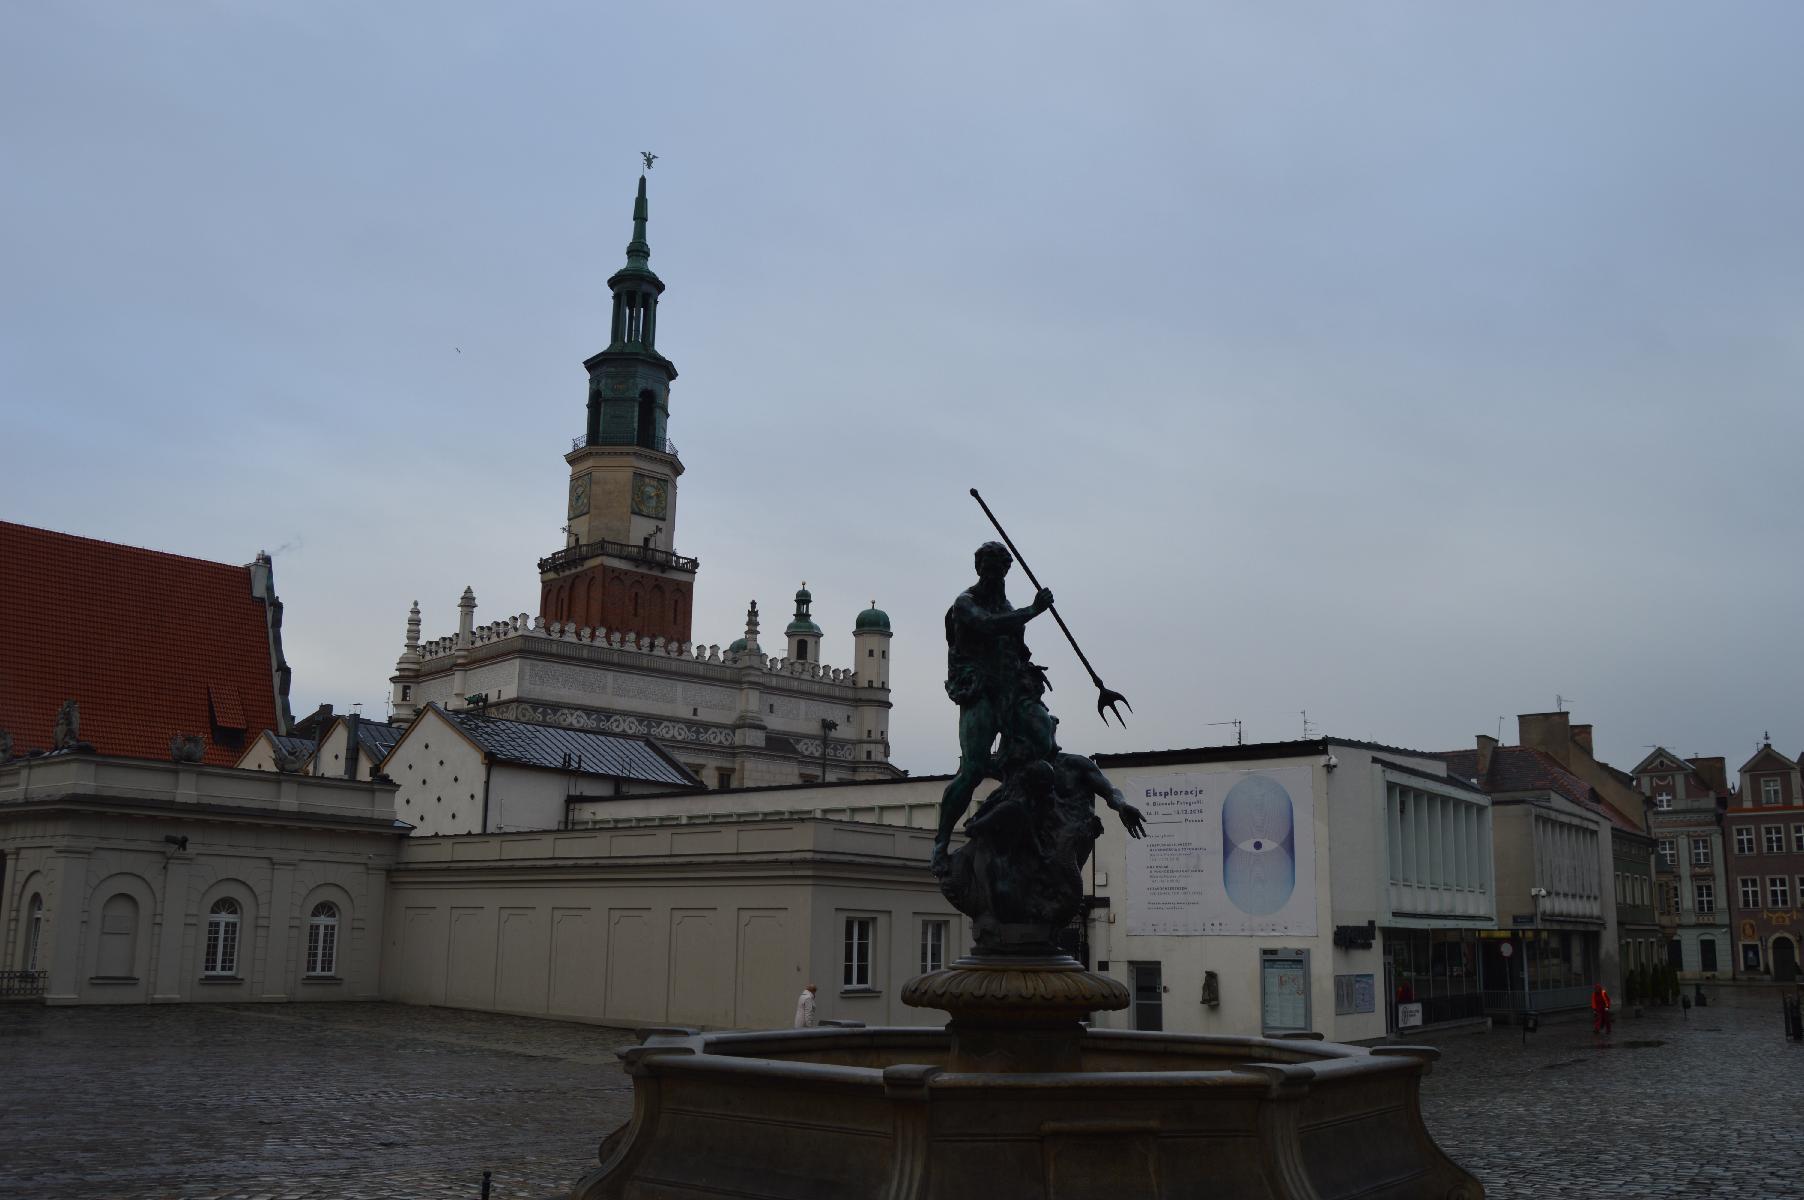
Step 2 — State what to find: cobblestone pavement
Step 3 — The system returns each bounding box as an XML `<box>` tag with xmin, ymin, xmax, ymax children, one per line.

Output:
<box><xmin>0</xmin><ymin>1003</ymin><xmax>636</xmax><ymax>1199</ymax></box>
<box><xmin>3</xmin><ymin>999</ymin><xmax>1799</xmax><ymax>1198</ymax></box>
<box><xmin>1419</xmin><ymin>1001</ymin><xmax>1804</xmax><ymax>1199</ymax></box>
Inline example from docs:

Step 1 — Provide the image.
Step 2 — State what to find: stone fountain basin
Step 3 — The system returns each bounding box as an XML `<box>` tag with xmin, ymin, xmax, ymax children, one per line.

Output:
<box><xmin>574</xmin><ymin>1026</ymin><xmax>1481</xmax><ymax>1200</ymax></box>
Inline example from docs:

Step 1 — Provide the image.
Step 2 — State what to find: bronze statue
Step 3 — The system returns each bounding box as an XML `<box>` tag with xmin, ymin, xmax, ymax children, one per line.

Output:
<box><xmin>51</xmin><ymin>700</ymin><xmax>81</xmax><ymax>751</ymax></box>
<box><xmin>932</xmin><ymin>541</ymin><xmax>1055</xmax><ymax>875</ymax></box>
<box><xmin>933</xmin><ymin>535</ymin><xmax>1143</xmax><ymax>954</ymax></box>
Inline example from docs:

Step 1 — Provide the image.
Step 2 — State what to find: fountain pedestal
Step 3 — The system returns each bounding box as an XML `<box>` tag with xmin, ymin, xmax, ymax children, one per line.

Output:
<box><xmin>900</xmin><ymin>953</ymin><xmax>1127</xmax><ymax>1073</ymax></box>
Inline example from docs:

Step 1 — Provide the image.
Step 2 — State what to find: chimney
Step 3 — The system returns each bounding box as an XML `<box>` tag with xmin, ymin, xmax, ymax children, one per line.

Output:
<box><xmin>343</xmin><ymin>713</ymin><xmax>361</xmax><ymax>780</ymax></box>
<box><xmin>1571</xmin><ymin>725</ymin><xmax>1593</xmax><ymax>756</ymax></box>
<box><xmin>1475</xmin><ymin>734</ymin><xmax>1498</xmax><ymax>779</ymax></box>
<box><xmin>1517</xmin><ymin>711</ymin><xmax>1572</xmax><ymax>766</ymax></box>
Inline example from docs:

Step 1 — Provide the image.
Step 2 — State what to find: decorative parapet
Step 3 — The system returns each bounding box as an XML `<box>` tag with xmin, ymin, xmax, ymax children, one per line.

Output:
<box><xmin>416</xmin><ymin>613</ymin><xmax>870</xmax><ymax>688</ymax></box>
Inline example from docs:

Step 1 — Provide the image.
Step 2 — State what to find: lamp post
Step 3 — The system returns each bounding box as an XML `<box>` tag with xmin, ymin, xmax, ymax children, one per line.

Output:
<box><xmin>1528</xmin><ymin>887</ymin><xmax>1548</xmax><ymax>1034</ymax></box>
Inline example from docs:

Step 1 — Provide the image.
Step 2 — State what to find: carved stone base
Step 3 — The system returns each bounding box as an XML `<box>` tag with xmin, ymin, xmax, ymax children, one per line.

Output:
<box><xmin>901</xmin><ymin>954</ymin><xmax>1129</xmax><ymax>1073</ymax></box>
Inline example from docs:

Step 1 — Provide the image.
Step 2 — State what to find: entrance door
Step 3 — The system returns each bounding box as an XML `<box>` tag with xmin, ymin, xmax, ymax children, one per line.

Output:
<box><xmin>1130</xmin><ymin>962</ymin><xmax>1163</xmax><ymax>1031</ymax></box>
<box><xmin>1774</xmin><ymin>937</ymin><xmax>1799</xmax><ymax>983</ymax></box>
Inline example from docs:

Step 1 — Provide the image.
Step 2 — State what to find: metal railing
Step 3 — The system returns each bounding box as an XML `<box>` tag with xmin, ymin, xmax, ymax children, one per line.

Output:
<box><xmin>0</xmin><ymin>970</ymin><xmax>46</xmax><ymax>999</ymax></box>
<box><xmin>571</xmin><ymin>432</ymin><xmax>679</xmax><ymax>457</ymax></box>
<box><xmin>538</xmin><ymin>538</ymin><xmax>700</xmax><ymax>575</ymax></box>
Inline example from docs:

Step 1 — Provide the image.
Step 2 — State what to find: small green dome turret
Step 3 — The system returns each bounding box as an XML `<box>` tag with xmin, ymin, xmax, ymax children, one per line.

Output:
<box><xmin>786</xmin><ymin>583</ymin><xmax>822</xmax><ymax>637</ymax></box>
<box><xmin>728</xmin><ymin>636</ymin><xmax>748</xmax><ymax>653</ymax></box>
<box><xmin>855</xmin><ymin>602</ymin><xmax>890</xmax><ymax>632</ymax></box>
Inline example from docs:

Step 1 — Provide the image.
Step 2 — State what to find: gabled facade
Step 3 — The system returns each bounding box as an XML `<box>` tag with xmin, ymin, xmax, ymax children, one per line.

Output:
<box><xmin>1634</xmin><ymin>746</ymin><xmax>1730</xmax><ymax>978</ymax></box>
<box><xmin>307</xmin><ymin>715</ymin><xmax>403</xmax><ymax>783</ymax></box>
<box><xmin>383</xmin><ymin>703</ymin><xmax>703</xmax><ymax>836</ymax></box>
<box><xmin>235</xmin><ymin>730</ymin><xmax>317</xmax><ymax>775</ymax></box>
<box><xmin>1726</xmin><ymin>741</ymin><xmax>1804</xmax><ymax>980</ymax></box>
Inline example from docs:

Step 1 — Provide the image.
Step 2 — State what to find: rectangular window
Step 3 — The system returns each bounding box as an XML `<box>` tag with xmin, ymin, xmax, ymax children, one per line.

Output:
<box><xmin>1795</xmin><ymin>824</ymin><xmax>1804</xmax><ymax>853</ymax></box>
<box><xmin>715</xmin><ymin>770</ymin><xmax>733</xmax><ymax>790</ymax></box>
<box><xmin>1762</xmin><ymin>778</ymin><xmax>1782</xmax><ymax>806</ymax></box>
<box><xmin>1654</xmin><ymin>792</ymin><xmax>1672</xmax><ymax>810</ymax></box>
<box><xmin>1740</xmin><ymin>877</ymin><xmax>1761</xmax><ymax>908</ymax></box>
<box><xmin>919</xmin><ymin>919</ymin><xmax>948</xmax><ymax>975</ymax></box>
<box><xmin>1695</xmin><ymin>882</ymin><xmax>1714</xmax><ymax>914</ymax></box>
<box><xmin>1765</xmin><ymin>825</ymin><xmax>1785</xmax><ymax>854</ymax></box>
<box><xmin>1770</xmin><ymin>877</ymin><xmax>1791</xmax><ymax>908</ymax></box>
<box><xmin>842</xmin><ymin>917</ymin><xmax>874</xmax><ymax>990</ymax></box>
<box><xmin>1658</xmin><ymin>839</ymin><xmax>1676</xmax><ymax>866</ymax></box>
<box><xmin>1700</xmin><ymin>938</ymin><xmax>1718</xmax><ymax>972</ymax></box>
<box><xmin>1691</xmin><ymin>837</ymin><xmax>1711</xmax><ymax>866</ymax></box>
<box><xmin>1735</xmin><ymin>827</ymin><xmax>1755</xmax><ymax>855</ymax></box>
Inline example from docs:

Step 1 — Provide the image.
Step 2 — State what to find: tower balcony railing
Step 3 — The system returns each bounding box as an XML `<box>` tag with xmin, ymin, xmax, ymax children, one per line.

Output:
<box><xmin>572</xmin><ymin>432</ymin><xmax>680</xmax><ymax>458</ymax></box>
<box><xmin>539</xmin><ymin>538</ymin><xmax>700</xmax><ymax>575</ymax></box>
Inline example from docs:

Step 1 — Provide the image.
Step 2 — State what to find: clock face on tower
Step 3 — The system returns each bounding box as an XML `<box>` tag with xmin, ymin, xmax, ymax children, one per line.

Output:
<box><xmin>568</xmin><ymin>473</ymin><xmax>591</xmax><ymax>519</ymax></box>
<box><xmin>632</xmin><ymin>472</ymin><xmax>670</xmax><ymax>520</ymax></box>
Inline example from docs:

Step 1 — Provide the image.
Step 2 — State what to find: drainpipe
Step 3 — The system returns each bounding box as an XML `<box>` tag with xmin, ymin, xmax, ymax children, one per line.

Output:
<box><xmin>480</xmin><ymin>760</ymin><xmax>492</xmax><ymax>834</ymax></box>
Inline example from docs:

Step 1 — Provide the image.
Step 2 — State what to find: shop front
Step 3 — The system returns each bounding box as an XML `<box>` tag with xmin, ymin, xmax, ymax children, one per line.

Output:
<box><xmin>1383</xmin><ymin>927</ymin><xmax>1485</xmax><ymax>1032</ymax></box>
<box><xmin>1479</xmin><ymin>925</ymin><xmax>1601</xmax><ymax>1019</ymax></box>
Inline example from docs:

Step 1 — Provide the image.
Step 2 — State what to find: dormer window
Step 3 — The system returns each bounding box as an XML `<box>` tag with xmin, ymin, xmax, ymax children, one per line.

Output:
<box><xmin>1762</xmin><ymin>778</ymin><xmax>1782</xmax><ymax>806</ymax></box>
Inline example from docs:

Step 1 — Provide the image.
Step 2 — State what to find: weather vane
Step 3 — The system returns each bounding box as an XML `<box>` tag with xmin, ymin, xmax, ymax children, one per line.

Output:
<box><xmin>641</xmin><ymin>151</ymin><xmax>658</xmax><ymax>172</ymax></box>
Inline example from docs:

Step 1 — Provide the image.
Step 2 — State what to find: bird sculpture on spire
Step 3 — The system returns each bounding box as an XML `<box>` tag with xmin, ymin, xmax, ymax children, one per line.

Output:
<box><xmin>641</xmin><ymin>151</ymin><xmax>658</xmax><ymax>172</ymax></box>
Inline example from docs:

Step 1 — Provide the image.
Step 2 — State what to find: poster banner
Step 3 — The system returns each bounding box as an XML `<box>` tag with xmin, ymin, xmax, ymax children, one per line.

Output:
<box><xmin>1124</xmin><ymin>765</ymin><xmax>1317</xmax><ymax>936</ymax></box>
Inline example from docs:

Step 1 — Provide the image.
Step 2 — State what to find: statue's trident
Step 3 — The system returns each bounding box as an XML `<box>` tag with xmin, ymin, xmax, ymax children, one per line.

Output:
<box><xmin>970</xmin><ymin>488</ymin><xmax>1133</xmax><ymax>727</ymax></box>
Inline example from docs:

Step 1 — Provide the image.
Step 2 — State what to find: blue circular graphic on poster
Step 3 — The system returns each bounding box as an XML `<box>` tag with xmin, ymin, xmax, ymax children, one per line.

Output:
<box><xmin>1221</xmin><ymin>774</ymin><xmax>1296</xmax><ymax>915</ymax></box>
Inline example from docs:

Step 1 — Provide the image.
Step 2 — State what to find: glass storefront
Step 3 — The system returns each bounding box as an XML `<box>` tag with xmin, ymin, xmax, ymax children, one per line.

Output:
<box><xmin>1479</xmin><ymin>927</ymin><xmax>1600</xmax><ymax>1014</ymax></box>
<box><xmin>1385</xmin><ymin>928</ymin><xmax>1484</xmax><ymax>1026</ymax></box>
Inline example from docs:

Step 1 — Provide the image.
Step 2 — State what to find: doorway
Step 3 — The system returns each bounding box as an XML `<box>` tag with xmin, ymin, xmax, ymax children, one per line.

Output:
<box><xmin>1129</xmin><ymin>962</ymin><xmax>1163</xmax><ymax>1031</ymax></box>
<box><xmin>1774</xmin><ymin>936</ymin><xmax>1799</xmax><ymax>983</ymax></box>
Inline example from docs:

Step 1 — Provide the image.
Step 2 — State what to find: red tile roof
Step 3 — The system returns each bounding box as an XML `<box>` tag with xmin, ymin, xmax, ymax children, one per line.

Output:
<box><xmin>0</xmin><ymin>521</ymin><xmax>284</xmax><ymax>767</ymax></box>
<box><xmin>1436</xmin><ymin>745</ymin><xmax>1639</xmax><ymax>830</ymax></box>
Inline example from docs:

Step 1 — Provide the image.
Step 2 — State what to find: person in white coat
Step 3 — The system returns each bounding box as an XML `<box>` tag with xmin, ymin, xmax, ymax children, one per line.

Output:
<box><xmin>793</xmin><ymin>983</ymin><xmax>818</xmax><ymax>1028</ymax></box>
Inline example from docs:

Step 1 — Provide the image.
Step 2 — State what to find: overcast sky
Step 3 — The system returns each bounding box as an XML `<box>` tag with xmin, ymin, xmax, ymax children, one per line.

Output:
<box><xmin>4</xmin><ymin>3</ymin><xmax>1800</xmax><ymax>777</ymax></box>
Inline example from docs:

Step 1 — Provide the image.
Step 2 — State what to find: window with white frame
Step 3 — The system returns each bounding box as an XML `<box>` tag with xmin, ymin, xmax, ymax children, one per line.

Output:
<box><xmin>1691</xmin><ymin>837</ymin><xmax>1711</xmax><ymax>866</ymax></box>
<box><xmin>306</xmin><ymin>902</ymin><xmax>339</xmax><ymax>976</ymax></box>
<box><xmin>919</xmin><ymin>919</ymin><xmax>948</xmax><ymax>975</ymax></box>
<box><xmin>1695</xmin><ymin>882</ymin><xmax>1714</xmax><ymax>914</ymax></box>
<box><xmin>1654</xmin><ymin>792</ymin><xmax>1672</xmax><ymax>810</ymax></box>
<box><xmin>24</xmin><ymin>894</ymin><xmax>44</xmax><ymax>972</ymax></box>
<box><xmin>1740</xmin><ymin>877</ymin><xmax>1761</xmax><ymax>908</ymax></box>
<box><xmin>1770</xmin><ymin>877</ymin><xmax>1791</xmax><ymax>908</ymax></box>
<box><xmin>842</xmin><ymin>917</ymin><xmax>874</xmax><ymax>990</ymax></box>
<box><xmin>1762</xmin><ymin>778</ymin><xmax>1782</xmax><ymax>806</ymax></box>
<box><xmin>1795</xmin><ymin>824</ymin><xmax>1804</xmax><ymax>853</ymax></box>
<box><xmin>1765</xmin><ymin>825</ymin><xmax>1785</xmax><ymax>854</ymax></box>
<box><xmin>204</xmin><ymin>898</ymin><xmax>241</xmax><ymax>976</ymax></box>
<box><xmin>1658</xmin><ymin>839</ymin><xmax>1676</xmax><ymax>866</ymax></box>
<box><xmin>1735</xmin><ymin>827</ymin><xmax>1756</xmax><ymax>855</ymax></box>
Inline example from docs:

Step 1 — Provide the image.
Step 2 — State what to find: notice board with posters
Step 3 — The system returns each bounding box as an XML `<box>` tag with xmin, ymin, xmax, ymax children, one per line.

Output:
<box><xmin>1260</xmin><ymin>947</ymin><xmax>1312</xmax><ymax>1034</ymax></box>
<box><xmin>1124</xmin><ymin>765</ymin><xmax>1317</xmax><ymax>937</ymax></box>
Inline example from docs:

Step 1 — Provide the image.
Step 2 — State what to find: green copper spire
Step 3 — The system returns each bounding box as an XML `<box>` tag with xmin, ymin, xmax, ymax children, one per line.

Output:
<box><xmin>625</xmin><ymin>174</ymin><xmax>651</xmax><ymax>268</ymax></box>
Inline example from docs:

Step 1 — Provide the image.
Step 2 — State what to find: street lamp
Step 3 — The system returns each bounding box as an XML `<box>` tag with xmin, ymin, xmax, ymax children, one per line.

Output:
<box><xmin>1527</xmin><ymin>887</ymin><xmax>1548</xmax><ymax>1031</ymax></box>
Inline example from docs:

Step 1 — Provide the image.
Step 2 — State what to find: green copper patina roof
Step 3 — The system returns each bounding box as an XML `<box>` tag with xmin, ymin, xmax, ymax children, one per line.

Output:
<box><xmin>728</xmin><ymin>636</ymin><xmax>748</xmax><ymax>653</ymax></box>
<box><xmin>786</xmin><ymin>584</ymin><xmax>821</xmax><ymax>637</ymax></box>
<box><xmin>608</xmin><ymin>174</ymin><xmax>663</xmax><ymax>288</ymax></box>
<box><xmin>855</xmin><ymin>603</ymin><xmax>891</xmax><ymax>632</ymax></box>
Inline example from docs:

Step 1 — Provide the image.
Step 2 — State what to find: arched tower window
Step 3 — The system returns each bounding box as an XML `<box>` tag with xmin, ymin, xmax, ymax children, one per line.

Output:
<box><xmin>24</xmin><ymin>894</ymin><xmax>43</xmax><ymax>973</ymax></box>
<box><xmin>636</xmin><ymin>390</ymin><xmax>657</xmax><ymax>450</ymax></box>
<box><xmin>307</xmin><ymin>902</ymin><xmax>339</xmax><ymax>977</ymax></box>
<box><xmin>204</xmin><ymin>897</ymin><xmax>241</xmax><ymax>977</ymax></box>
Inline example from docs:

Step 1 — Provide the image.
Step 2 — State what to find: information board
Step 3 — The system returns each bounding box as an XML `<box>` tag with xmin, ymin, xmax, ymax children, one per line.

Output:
<box><xmin>1334</xmin><ymin>972</ymin><xmax>1376</xmax><ymax>1016</ymax></box>
<box><xmin>1261</xmin><ymin>948</ymin><xmax>1311</xmax><ymax>1033</ymax></box>
<box><xmin>1125</xmin><ymin>765</ymin><xmax>1317</xmax><ymax>936</ymax></box>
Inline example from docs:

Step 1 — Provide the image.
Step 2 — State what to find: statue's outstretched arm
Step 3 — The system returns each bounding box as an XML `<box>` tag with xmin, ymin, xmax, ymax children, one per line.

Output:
<box><xmin>952</xmin><ymin>589</ymin><xmax>1053</xmax><ymax>635</ymax></box>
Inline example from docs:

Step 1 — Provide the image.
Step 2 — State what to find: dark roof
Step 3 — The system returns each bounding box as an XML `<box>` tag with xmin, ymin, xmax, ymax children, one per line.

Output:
<box><xmin>271</xmin><ymin>734</ymin><xmax>316</xmax><ymax>758</ymax></box>
<box><xmin>446</xmin><ymin>710</ymin><xmax>701</xmax><ymax>788</ymax></box>
<box><xmin>1096</xmin><ymin>736</ymin><xmax>1441</xmax><ymax>770</ymax></box>
<box><xmin>352</xmin><ymin>721</ymin><xmax>403</xmax><ymax>762</ymax></box>
<box><xmin>1435</xmin><ymin>746</ymin><xmax>1633</xmax><ymax>828</ymax></box>
<box><xmin>0</xmin><ymin>521</ymin><xmax>284</xmax><ymax>767</ymax></box>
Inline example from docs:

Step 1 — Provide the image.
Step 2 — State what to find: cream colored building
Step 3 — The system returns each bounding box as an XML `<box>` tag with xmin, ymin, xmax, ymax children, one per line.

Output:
<box><xmin>0</xmin><ymin>753</ymin><xmax>404</xmax><ymax>1005</ymax></box>
<box><xmin>381</xmin><ymin>817</ymin><xmax>961</xmax><ymax>1029</ymax></box>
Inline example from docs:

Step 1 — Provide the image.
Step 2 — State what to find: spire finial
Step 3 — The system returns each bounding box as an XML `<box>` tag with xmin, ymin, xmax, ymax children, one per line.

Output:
<box><xmin>625</xmin><ymin>161</ymin><xmax>652</xmax><ymax>267</ymax></box>
<box><xmin>641</xmin><ymin>151</ymin><xmax>658</xmax><ymax>172</ymax></box>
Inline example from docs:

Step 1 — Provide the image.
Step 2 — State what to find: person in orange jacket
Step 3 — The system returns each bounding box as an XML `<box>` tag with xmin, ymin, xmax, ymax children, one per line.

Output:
<box><xmin>1591</xmin><ymin>982</ymin><xmax>1613</xmax><ymax>1036</ymax></box>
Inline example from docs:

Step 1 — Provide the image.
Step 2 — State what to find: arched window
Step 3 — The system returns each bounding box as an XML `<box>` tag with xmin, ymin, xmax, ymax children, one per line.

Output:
<box><xmin>24</xmin><ymin>894</ymin><xmax>43</xmax><ymax>973</ymax></box>
<box><xmin>306</xmin><ymin>902</ymin><xmax>339</xmax><ymax>977</ymax></box>
<box><xmin>204</xmin><ymin>897</ymin><xmax>241</xmax><ymax>977</ymax></box>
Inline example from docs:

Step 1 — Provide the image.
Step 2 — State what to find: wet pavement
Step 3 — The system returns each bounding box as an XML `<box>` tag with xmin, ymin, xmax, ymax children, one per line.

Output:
<box><xmin>2</xmin><ymin>998</ymin><xmax>1799</xmax><ymax>1198</ymax></box>
<box><xmin>1420</xmin><ymin>1000</ymin><xmax>1804</xmax><ymax>1198</ymax></box>
<box><xmin>0</xmin><ymin>1003</ymin><xmax>635</xmax><ymax>1199</ymax></box>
